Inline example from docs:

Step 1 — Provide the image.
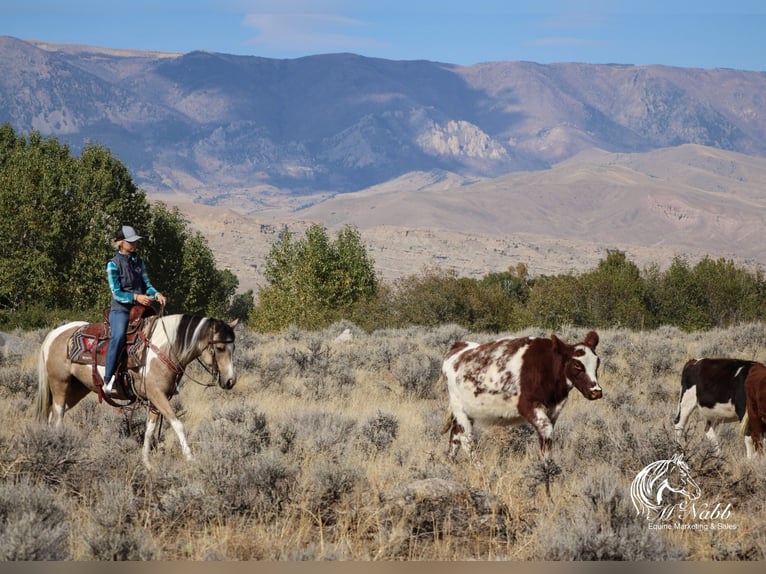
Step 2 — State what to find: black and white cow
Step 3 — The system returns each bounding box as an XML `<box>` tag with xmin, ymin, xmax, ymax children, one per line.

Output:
<box><xmin>674</xmin><ymin>357</ymin><xmax>758</xmax><ymax>457</ymax></box>
<box><xmin>441</xmin><ymin>331</ymin><xmax>602</xmax><ymax>460</ymax></box>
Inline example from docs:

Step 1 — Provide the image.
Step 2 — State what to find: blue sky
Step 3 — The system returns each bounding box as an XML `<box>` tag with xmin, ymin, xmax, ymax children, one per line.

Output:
<box><xmin>2</xmin><ymin>0</ymin><xmax>765</xmax><ymax>71</ymax></box>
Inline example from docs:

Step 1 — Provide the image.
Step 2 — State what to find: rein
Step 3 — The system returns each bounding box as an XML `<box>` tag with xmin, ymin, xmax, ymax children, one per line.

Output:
<box><xmin>139</xmin><ymin>323</ymin><xmax>183</xmax><ymax>383</ymax></box>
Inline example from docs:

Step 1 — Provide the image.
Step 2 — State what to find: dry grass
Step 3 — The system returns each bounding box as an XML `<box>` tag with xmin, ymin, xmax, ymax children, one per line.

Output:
<box><xmin>1</xmin><ymin>322</ymin><xmax>766</xmax><ymax>560</ymax></box>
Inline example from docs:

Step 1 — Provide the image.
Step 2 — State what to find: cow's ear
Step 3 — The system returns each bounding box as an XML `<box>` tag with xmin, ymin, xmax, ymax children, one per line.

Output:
<box><xmin>583</xmin><ymin>330</ymin><xmax>599</xmax><ymax>350</ymax></box>
<box><xmin>550</xmin><ymin>334</ymin><xmax>568</xmax><ymax>355</ymax></box>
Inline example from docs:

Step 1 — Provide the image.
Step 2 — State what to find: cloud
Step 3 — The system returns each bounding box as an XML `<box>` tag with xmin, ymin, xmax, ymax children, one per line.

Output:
<box><xmin>243</xmin><ymin>11</ymin><xmax>384</xmax><ymax>55</ymax></box>
<box><xmin>528</xmin><ymin>36</ymin><xmax>600</xmax><ymax>47</ymax></box>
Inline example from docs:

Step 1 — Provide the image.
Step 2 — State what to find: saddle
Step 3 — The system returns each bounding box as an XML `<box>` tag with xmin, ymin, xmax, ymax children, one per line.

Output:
<box><xmin>67</xmin><ymin>304</ymin><xmax>157</xmax><ymax>373</ymax></box>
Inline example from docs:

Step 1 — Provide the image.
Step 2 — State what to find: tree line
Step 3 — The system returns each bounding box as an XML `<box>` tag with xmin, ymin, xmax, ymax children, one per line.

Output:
<box><xmin>0</xmin><ymin>124</ymin><xmax>252</xmax><ymax>329</ymax></box>
<box><xmin>252</xmin><ymin>228</ymin><xmax>766</xmax><ymax>333</ymax></box>
<box><xmin>3</xmin><ymin>124</ymin><xmax>764</xmax><ymax>333</ymax></box>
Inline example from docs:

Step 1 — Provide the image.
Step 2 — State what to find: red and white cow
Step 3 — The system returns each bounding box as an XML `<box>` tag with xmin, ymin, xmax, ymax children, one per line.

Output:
<box><xmin>441</xmin><ymin>331</ymin><xmax>602</xmax><ymax>459</ymax></box>
<box><xmin>744</xmin><ymin>362</ymin><xmax>766</xmax><ymax>457</ymax></box>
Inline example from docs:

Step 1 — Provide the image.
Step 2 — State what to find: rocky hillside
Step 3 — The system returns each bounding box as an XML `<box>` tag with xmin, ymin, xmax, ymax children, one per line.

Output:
<box><xmin>2</xmin><ymin>36</ymin><xmax>766</xmax><ymax>209</ymax></box>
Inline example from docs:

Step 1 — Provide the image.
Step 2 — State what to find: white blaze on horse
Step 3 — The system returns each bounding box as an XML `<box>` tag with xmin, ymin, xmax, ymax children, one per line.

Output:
<box><xmin>37</xmin><ymin>313</ymin><xmax>238</xmax><ymax>468</ymax></box>
<box><xmin>441</xmin><ymin>331</ymin><xmax>602</xmax><ymax>460</ymax></box>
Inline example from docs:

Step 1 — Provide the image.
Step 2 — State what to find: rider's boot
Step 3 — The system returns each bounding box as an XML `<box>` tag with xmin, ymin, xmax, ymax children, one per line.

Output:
<box><xmin>103</xmin><ymin>374</ymin><xmax>117</xmax><ymax>396</ymax></box>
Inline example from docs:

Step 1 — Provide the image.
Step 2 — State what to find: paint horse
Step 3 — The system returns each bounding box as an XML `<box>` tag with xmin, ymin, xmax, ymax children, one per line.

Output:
<box><xmin>37</xmin><ymin>313</ymin><xmax>238</xmax><ymax>468</ymax></box>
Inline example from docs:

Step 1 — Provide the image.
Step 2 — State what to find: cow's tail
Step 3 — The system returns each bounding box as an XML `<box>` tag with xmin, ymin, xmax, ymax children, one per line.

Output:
<box><xmin>436</xmin><ymin>369</ymin><xmax>454</xmax><ymax>435</ymax></box>
<box><xmin>739</xmin><ymin>411</ymin><xmax>750</xmax><ymax>436</ymax></box>
<box><xmin>440</xmin><ymin>411</ymin><xmax>454</xmax><ymax>435</ymax></box>
<box><xmin>674</xmin><ymin>359</ymin><xmax>697</xmax><ymax>426</ymax></box>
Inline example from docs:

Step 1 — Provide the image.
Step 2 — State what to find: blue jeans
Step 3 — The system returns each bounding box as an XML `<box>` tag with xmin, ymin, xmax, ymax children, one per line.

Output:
<box><xmin>105</xmin><ymin>309</ymin><xmax>130</xmax><ymax>382</ymax></box>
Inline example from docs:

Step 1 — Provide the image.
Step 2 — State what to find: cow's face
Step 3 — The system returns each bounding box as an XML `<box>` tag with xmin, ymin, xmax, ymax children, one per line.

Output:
<box><xmin>566</xmin><ymin>331</ymin><xmax>602</xmax><ymax>400</ymax></box>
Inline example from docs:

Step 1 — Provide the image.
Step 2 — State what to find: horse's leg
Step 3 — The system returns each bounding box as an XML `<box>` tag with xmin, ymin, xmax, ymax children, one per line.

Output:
<box><xmin>47</xmin><ymin>373</ymin><xmax>90</xmax><ymax>427</ymax></box>
<box><xmin>145</xmin><ymin>391</ymin><xmax>193</xmax><ymax>462</ymax></box>
<box><xmin>142</xmin><ymin>409</ymin><xmax>161</xmax><ymax>469</ymax></box>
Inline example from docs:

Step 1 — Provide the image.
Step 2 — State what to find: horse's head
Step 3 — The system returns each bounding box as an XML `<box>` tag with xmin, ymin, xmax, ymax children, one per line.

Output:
<box><xmin>201</xmin><ymin>318</ymin><xmax>238</xmax><ymax>390</ymax></box>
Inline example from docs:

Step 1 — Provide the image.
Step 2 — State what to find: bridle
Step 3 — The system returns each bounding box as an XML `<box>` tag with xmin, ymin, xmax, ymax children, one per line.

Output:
<box><xmin>192</xmin><ymin>336</ymin><xmax>236</xmax><ymax>387</ymax></box>
<box><xmin>142</xmin><ymin>316</ymin><xmax>235</xmax><ymax>390</ymax></box>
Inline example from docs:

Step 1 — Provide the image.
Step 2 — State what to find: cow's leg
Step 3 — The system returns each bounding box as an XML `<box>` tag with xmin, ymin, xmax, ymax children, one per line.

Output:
<box><xmin>744</xmin><ymin>434</ymin><xmax>755</xmax><ymax>459</ymax></box>
<box><xmin>746</xmin><ymin>406</ymin><xmax>763</xmax><ymax>459</ymax></box>
<box><xmin>673</xmin><ymin>387</ymin><xmax>697</xmax><ymax>444</ymax></box>
<box><xmin>529</xmin><ymin>406</ymin><xmax>554</xmax><ymax>455</ymax></box>
<box><xmin>448</xmin><ymin>409</ymin><xmax>474</xmax><ymax>460</ymax></box>
<box><xmin>704</xmin><ymin>420</ymin><xmax>722</xmax><ymax>456</ymax></box>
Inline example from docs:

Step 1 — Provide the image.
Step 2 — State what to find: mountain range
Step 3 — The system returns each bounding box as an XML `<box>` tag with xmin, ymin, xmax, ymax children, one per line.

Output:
<box><xmin>2</xmin><ymin>35</ymin><xmax>766</xmax><ymax>290</ymax></box>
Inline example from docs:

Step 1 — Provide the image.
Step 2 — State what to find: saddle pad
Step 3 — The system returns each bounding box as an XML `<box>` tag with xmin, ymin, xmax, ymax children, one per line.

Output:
<box><xmin>67</xmin><ymin>323</ymin><xmax>147</xmax><ymax>369</ymax></box>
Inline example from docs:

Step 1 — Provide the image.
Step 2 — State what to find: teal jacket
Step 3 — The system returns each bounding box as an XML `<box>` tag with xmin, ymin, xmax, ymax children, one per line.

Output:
<box><xmin>106</xmin><ymin>252</ymin><xmax>159</xmax><ymax>312</ymax></box>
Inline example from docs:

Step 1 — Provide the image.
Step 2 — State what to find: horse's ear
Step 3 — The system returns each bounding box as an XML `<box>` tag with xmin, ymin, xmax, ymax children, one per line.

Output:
<box><xmin>228</xmin><ymin>318</ymin><xmax>240</xmax><ymax>329</ymax></box>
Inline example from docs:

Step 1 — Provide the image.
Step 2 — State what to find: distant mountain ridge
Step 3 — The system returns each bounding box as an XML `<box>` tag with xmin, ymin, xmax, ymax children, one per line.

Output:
<box><xmin>2</xmin><ymin>35</ymin><xmax>766</xmax><ymax>210</ymax></box>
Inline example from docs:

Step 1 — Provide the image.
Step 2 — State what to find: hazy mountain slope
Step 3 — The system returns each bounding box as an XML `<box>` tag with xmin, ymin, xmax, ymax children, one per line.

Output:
<box><xmin>3</xmin><ymin>36</ymin><xmax>766</xmax><ymax>204</ymax></box>
<box><xmin>173</xmin><ymin>145</ymin><xmax>766</xmax><ymax>292</ymax></box>
<box><xmin>290</xmin><ymin>144</ymin><xmax>766</xmax><ymax>252</ymax></box>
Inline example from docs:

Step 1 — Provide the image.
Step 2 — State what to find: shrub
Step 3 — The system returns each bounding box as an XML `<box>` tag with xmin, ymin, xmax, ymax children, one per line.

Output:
<box><xmin>294</xmin><ymin>411</ymin><xmax>357</xmax><ymax>458</ymax></box>
<box><xmin>301</xmin><ymin>459</ymin><xmax>361</xmax><ymax>525</ymax></box>
<box><xmin>540</xmin><ymin>471</ymin><xmax>685</xmax><ymax>560</ymax></box>
<box><xmin>0</xmin><ymin>479</ymin><xmax>69</xmax><ymax>560</ymax></box>
<box><xmin>244</xmin><ymin>449</ymin><xmax>299</xmax><ymax>522</ymax></box>
<box><xmin>83</xmin><ymin>481</ymin><xmax>158</xmax><ymax>560</ymax></box>
<box><xmin>10</xmin><ymin>423</ymin><xmax>91</xmax><ymax>493</ymax></box>
<box><xmin>208</xmin><ymin>404</ymin><xmax>271</xmax><ymax>453</ymax></box>
<box><xmin>391</xmin><ymin>351</ymin><xmax>441</xmax><ymax>399</ymax></box>
<box><xmin>359</xmin><ymin>410</ymin><xmax>399</xmax><ymax>454</ymax></box>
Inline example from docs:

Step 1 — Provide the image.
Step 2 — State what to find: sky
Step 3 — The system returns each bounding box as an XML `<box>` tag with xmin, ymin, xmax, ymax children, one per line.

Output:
<box><xmin>2</xmin><ymin>0</ymin><xmax>765</xmax><ymax>71</ymax></box>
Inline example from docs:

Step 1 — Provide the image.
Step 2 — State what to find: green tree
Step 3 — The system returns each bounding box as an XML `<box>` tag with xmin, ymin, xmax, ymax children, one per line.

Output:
<box><xmin>251</xmin><ymin>224</ymin><xmax>378</xmax><ymax>331</ymax></box>
<box><xmin>522</xmin><ymin>273</ymin><xmax>583</xmax><ymax>329</ymax></box>
<box><xmin>579</xmin><ymin>250</ymin><xmax>653</xmax><ymax>329</ymax></box>
<box><xmin>142</xmin><ymin>203</ymin><xmax>189</xmax><ymax>311</ymax></box>
<box><xmin>647</xmin><ymin>257</ymin><xmax>709</xmax><ymax>330</ymax></box>
<box><xmin>390</xmin><ymin>268</ymin><xmax>473</xmax><ymax>328</ymax></box>
<box><xmin>387</xmin><ymin>268</ymin><xmax>517</xmax><ymax>332</ymax></box>
<box><xmin>0</xmin><ymin>124</ymin><xmax>246</xmax><ymax>327</ymax></box>
<box><xmin>690</xmin><ymin>256</ymin><xmax>766</xmax><ymax>328</ymax></box>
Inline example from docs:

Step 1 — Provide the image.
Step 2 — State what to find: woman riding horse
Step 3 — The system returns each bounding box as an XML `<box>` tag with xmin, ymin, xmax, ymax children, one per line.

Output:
<box><xmin>104</xmin><ymin>225</ymin><xmax>167</xmax><ymax>395</ymax></box>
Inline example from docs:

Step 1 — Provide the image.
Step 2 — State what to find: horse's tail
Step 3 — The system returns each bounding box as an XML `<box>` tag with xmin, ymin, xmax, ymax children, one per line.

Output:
<box><xmin>35</xmin><ymin>333</ymin><xmax>53</xmax><ymax>423</ymax></box>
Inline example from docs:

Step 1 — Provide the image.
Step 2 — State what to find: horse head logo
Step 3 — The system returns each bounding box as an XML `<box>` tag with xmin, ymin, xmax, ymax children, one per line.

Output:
<box><xmin>630</xmin><ymin>453</ymin><xmax>701</xmax><ymax>521</ymax></box>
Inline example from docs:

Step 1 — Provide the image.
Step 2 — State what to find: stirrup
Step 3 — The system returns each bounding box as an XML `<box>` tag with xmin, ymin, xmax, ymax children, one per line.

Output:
<box><xmin>103</xmin><ymin>375</ymin><xmax>116</xmax><ymax>395</ymax></box>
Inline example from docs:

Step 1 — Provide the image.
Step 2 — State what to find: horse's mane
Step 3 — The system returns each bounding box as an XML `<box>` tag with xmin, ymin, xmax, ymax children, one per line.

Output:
<box><xmin>153</xmin><ymin>314</ymin><xmax>227</xmax><ymax>365</ymax></box>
